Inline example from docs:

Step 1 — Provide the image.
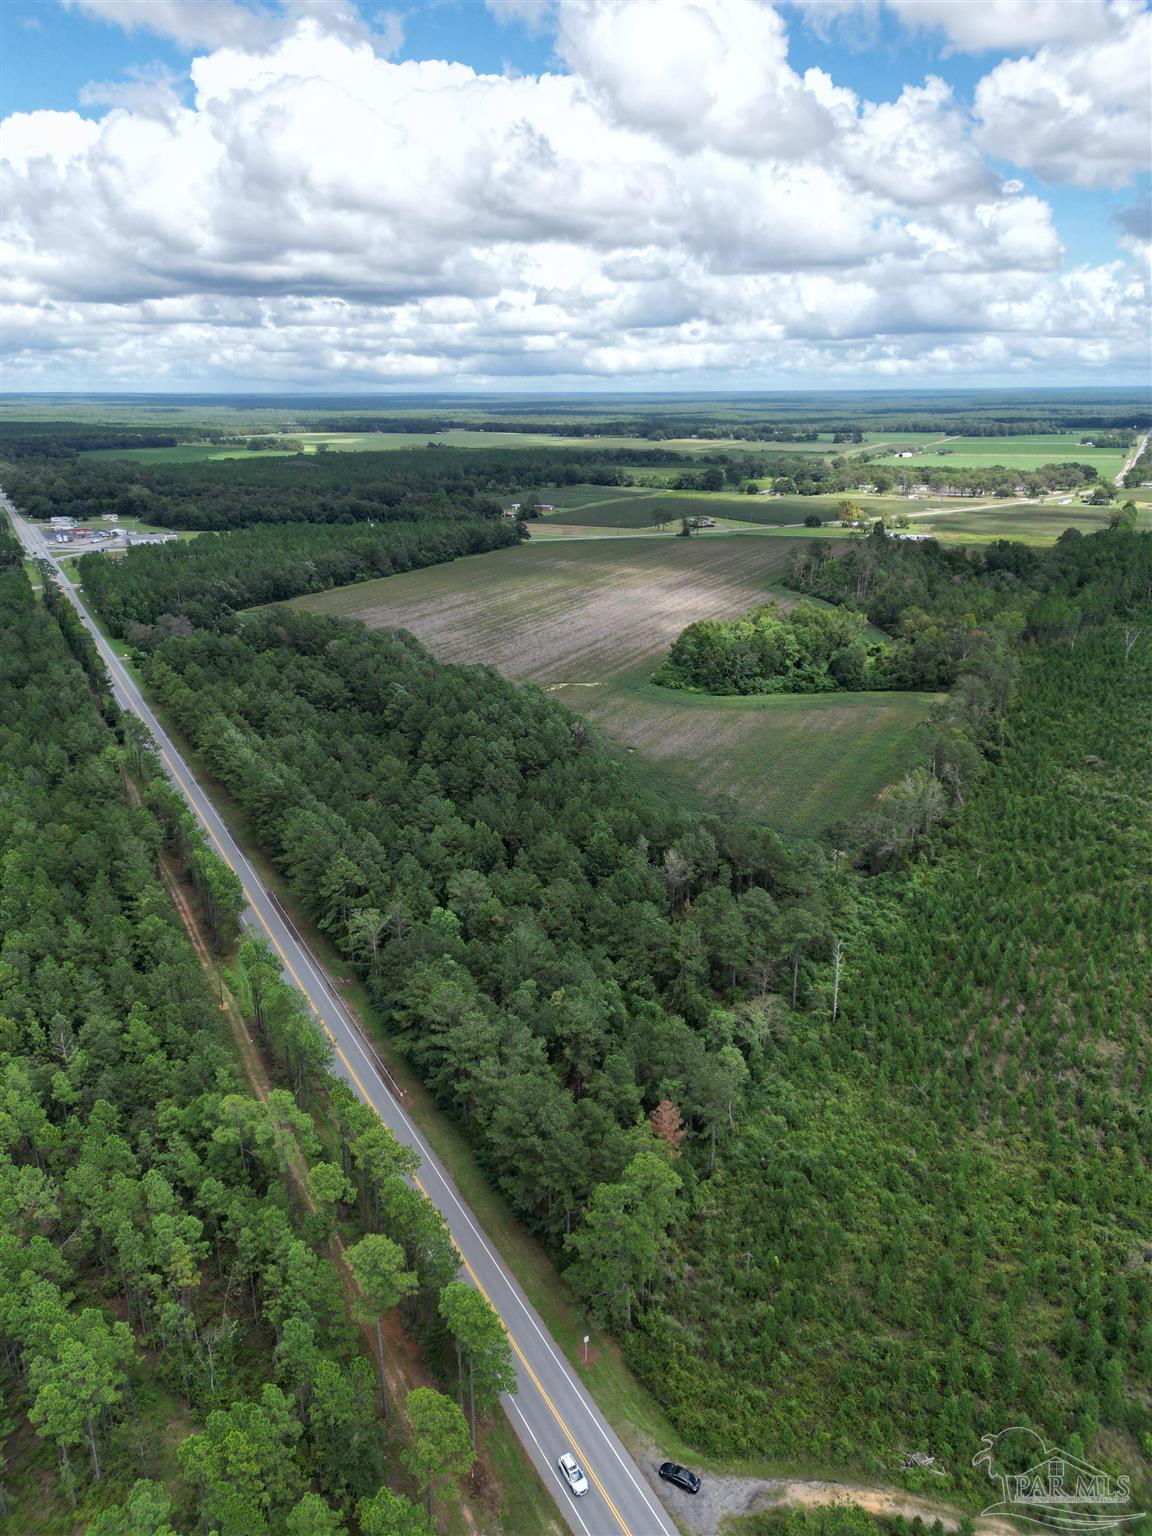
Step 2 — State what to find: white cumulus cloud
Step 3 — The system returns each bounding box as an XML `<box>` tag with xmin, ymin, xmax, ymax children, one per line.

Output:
<box><xmin>1</xmin><ymin>3</ymin><xmax>1148</xmax><ymax>386</ymax></box>
<box><xmin>974</xmin><ymin>6</ymin><xmax>1152</xmax><ymax>186</ymax></box>
<box><xmin>883</xmin><ymin>0</ymin><xmax>1135</xmax><ymax>52</ymax></box>
<box><xmin>790</xmin><ymin>0</ymin><xmax>1140</xmax><ymax>52</ymax></box>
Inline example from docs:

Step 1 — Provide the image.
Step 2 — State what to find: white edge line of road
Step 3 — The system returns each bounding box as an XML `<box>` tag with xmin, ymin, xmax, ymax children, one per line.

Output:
<box><xmin>508</xmin><ymin>1397</ymin><xmax>596</xmax><ymax>1536</ymax></box>
<box><xmin>252</xmin><ymin>793</ymin><xmax>676</xmax><ymax>1527</ymax></box>
<box><xmin>10</xmin><ymin>505</ymin><xmax>678</xmax><ymax>1536</ymax></box>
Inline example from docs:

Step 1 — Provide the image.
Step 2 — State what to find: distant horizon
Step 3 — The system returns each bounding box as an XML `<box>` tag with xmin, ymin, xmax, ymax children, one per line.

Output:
<box><xmin>4</xmin><ymin>385</ymin><xmax>1151</xmax><ymax>403</ymax></box>
<box><xmin>3</xmin><ymin>1</ymin><xmax>1148</xmax><ymax>392</ymax></box>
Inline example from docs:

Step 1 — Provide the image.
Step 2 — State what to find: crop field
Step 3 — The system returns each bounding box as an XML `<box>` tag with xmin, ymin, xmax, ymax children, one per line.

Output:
<box><xmin>857</xmin><ymin>430</ymin><xmax>954</xmax><ymax>446</ymax></box>
<box><xmin>875</xmin><ymin>432</ymin><xmax>1127</xmax><ymax>476</ymax></box>
<box><xmin>538</xmin><ymin>486</ymin><xmax>919</xmax><ymax>529</ymax></box>
<box><xmin>905</xmin><ymin>498</ymin><xmax>1146</xmax><ymax>541</ymax></box>
<box><xmin>590</xmin><ymin>684</ymin><xmax>937</xmax><ymax>832</ymax></box>
<box><xmin>536</xmin><ymin>487</ymin><xmax>793</xmax><ymax>527</ymax></box>
<box><xmin>292</xmin><ymin>536</ymin><xmax>938</xmax><ymax>835</ymax></box>
<box><xmin>536</xmin><ymin>486</ymin><xmax>808</xmax><ymax>528</ymax></box>
<box><xmin>87</xmin><ymin>429</ymin><xmax>853</xmax><ymax>464</ymax></box>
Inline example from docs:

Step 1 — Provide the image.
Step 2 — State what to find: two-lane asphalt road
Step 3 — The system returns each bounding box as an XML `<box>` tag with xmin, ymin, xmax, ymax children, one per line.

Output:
<box><xmin>1115</xmin><ymin>429</ymin><xmax>1150</xmax><ymax>487</ymax></box>
<box><xmin>4</xmin><ymin>496</ymin><xmax>680</xmax><ymax>1536</ymax></box>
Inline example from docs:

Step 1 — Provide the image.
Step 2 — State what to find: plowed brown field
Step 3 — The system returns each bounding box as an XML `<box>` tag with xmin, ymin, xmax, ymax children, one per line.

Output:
<box><xmin>294</xmin><ymin>536</ymin><xmax>939</xmax><ymax>834</ymax></box>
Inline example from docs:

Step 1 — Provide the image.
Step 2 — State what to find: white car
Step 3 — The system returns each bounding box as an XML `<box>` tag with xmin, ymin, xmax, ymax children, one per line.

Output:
<box><xmin>558</xmin><ymin>1451</ymin><xmax>589</xmax><ymax>1497</ymax></box>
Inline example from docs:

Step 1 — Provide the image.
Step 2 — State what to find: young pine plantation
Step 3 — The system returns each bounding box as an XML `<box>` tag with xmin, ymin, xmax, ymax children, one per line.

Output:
<box><xmin>134</xmin><ymin>529</ymin><xmax>1152</xmax><ymax>1514</ymax></box>
<box><xmin>0</xmin><ymin>531</ymin><xmax>523</xmax><ymax>1536</ymax></box>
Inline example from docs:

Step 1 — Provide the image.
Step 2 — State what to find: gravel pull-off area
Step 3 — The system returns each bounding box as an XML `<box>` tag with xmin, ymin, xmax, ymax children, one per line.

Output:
<box><xmin>636</xmin><ymin>1450</ymin><xmax>1022</xmax><ymax>1536</ymax></box>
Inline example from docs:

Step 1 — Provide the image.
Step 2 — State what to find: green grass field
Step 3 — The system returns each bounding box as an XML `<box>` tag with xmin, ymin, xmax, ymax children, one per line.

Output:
<box><xmin>87</xmin><ymin>429</ymin><xmax>850</xmax><ymax>464</ymax></box>
<box><xmin>594</xmin><ymin>684</ymin><xmax>938</xmax><ymax>834</ymax></box>
<box><xmin>875</xmin><ymin>433</ymin><xmax>1126</xmax><ymax>476</ymax></box>
<box><xmin>539</xmin><ymin>485</ymin><xmax>921</xmax><ymax>529</ymax></box>
<box><xmin>903</xmin><ymin>498</ymin><xmax>1146</xmax><ymax>542</ymax></box>
<box><xmin>290</xmin><ymin>536</ymin><xmax>937</xmax><ymax>836</ymax></box>
<box><xmin>88</xmin><ymin>443</ymin><xmax>290</xmax><ymax>464</ymax></box>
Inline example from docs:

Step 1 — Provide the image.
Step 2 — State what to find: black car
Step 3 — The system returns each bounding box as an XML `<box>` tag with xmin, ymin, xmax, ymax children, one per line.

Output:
<box><xmin>658</xmin><ymin>1462</ymin><xmax>701</xmax><ymax>1495</ymax></box>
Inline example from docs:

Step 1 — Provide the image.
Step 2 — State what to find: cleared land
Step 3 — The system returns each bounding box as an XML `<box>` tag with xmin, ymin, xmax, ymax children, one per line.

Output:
<box><xmin>538</xmin><ymin>486</ymin><xmax>917</xmax><ymax>529</ymax></box>
<box><xmin>291</xmin><ymin>537</ymin><xmax>938</xmax><ymax>836</ymax></box>
<box><xmin>904</xmin><ymin>499</ymin><xmax>1147</xmax><ymax>541</ymax></box>
<box><xmin>538</xmin><ymin>485</ymin><xmax>1147</xmax><ymax>543</ymax></box>
<box><xmin>88</xmin><ymin>430</ymin><xmax>843</xmax><ymax>463</ymax></box>
<box><xmin>875</xmin><ymin>433</ymin><xmax>1127</xmax><ymax>476</ymax></box>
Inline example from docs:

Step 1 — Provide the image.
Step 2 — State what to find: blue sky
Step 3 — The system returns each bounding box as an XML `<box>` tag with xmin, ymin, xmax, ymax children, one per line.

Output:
<box><xmin>2</xmin><ymin>0</ymin><xmax>1149</xmax><ymax>390</ymax></box>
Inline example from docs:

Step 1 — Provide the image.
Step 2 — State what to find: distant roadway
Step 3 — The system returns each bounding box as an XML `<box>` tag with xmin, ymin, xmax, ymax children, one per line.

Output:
<box><xmin>4</xmin><ymin>493</ymin><xmax>681</xmax><ymax>1536</ymax></box>
<box><xmin>1116</xmin><ymin>429</ymin><xmax>1149</xmax><ymax>486</ymax></box>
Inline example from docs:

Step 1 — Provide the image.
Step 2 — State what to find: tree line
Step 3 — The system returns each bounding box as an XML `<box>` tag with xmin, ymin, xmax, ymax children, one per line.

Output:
<box><xmin>0</xmin><ymin>423</ymin><xmax>218</xmax><ymax>460</ymax></box>
<box><xmin>774</xmin><ymin>459</ymin><xmax>1102</xmax><ymax>499</ymax></box>
<box><xmin>131</xmin><ymin>531</ymin><xmax>1152</xmax><ymax>1512</ymax></box>
<box><xmin>78</xmin><ymin>515</ymin><xmax>521</xmax><ymax>639</ymax></box>
<box><xmin>1123</xmin><ymin>439</ymin><xmax>1152</xmax><ymax>488</ymax></box>
<box><xmin>1</xmin><ymin>434</ymin><xmax>1124</xmax><ymax>538</ymax></box>
<box><xmin>1</xmin><ymin>444</ymin><xmax>728</xmax><ymax>532</ymax></box>
<box><xmin>628</xmin><ymin>534</ymin><xmax>1152</xmax><ymax>1500</ymax></box>
<box><xmin>0</xmin><ymin>533</ymin><xmax>513</xmax><ymax>1534</ymax></box>
<box><xmin>140</xmin><ymin>609</ymin><xmax>834</xmax><ymax>1267</ymax></box>
<box><xmin>658</xmin><ymin>530</ymin><xmax>1039</xmax><ymax>699</ymax></box>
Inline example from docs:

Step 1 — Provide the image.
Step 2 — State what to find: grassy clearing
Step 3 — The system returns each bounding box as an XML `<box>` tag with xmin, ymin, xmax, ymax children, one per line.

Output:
<box><xmin>592</xmin><ymin>684</ymin><xmax>939</xmax><ymax>836</ymax></box>
<box><xmin>875</xmin><ymin>432</ymin><xmax>1126</xmax><ymax>476</ymax></box>
<box><xmin>292</xmin><ymin>537</ymin><xmax>937</xmax><ymax>836</ymax></box>
<box><xmin>86</xmin><ymin>428</ymin><xmax>846</xmax><ymax>463</ymax></box>
<box><xmin>539</xmin><ymin>486</ymin><xmax>924</xmax><ymax>530</ymax></box>
<box><xmin>86</xmin><ymin>443</ymin><xmax>295</xmax><ymax>464</ymax></box>
<box><xmin>904</xmin><ymin>498</ymin><xmax>1147</xmax><ymax>542</ymax></box>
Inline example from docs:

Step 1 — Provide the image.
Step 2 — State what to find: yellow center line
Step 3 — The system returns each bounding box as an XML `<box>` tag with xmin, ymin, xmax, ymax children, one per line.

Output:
<box><xmin>414</xmin><ymin>1176</ymin><xmax>632</xmax><ymax>1536</ymax></box>
<box><xmin>152</xmin><ymin>743</ymin><xmax>635</xmax><ymax>1536</ymax></box>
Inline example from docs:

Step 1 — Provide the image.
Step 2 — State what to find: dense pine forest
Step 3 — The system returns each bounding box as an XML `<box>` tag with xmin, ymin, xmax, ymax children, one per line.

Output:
<box><xmin>2</xmin><ymin>446</ymin><xmax>716</xmax><ymax>531</ymax></box>
<box><xmin>77</xmin><ymin>515</ymin><xmax>521</xmax><ymax>637</ymax></box>
<box><xmin>133</xmin><ymin>529</ymin><xmax>1152</xmax><ymax>1511</ymax></box>
<box><xmin>142</xmin><ymin>610</ymin><xmax>829</xmax><ymax>1246</ymax></box>
<box><xmin>0</xmin><ymin>534</ymin><xmax>516</xmax><ymax>1533</ymax></box>
<box><xmin>0</xmin><ymin>424</ymin><xmax>219</xmax><ymax>460</ymax></box>
<box><xmin>4</xmin><ymin>412</ymin><xmax>1150</xmax><ymax>1524</ymax></box>
<box><xmin>647</xmin><ymin>610</ymin><xmax>1151</xmax><ymax>1484</ymax></box>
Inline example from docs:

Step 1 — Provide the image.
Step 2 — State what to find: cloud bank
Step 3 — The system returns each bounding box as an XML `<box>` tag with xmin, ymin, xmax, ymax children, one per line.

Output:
<box><xmin>2</xmin><ymin>0</ymin><xmax>1149</xmax><ymax>387</ymax></box>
